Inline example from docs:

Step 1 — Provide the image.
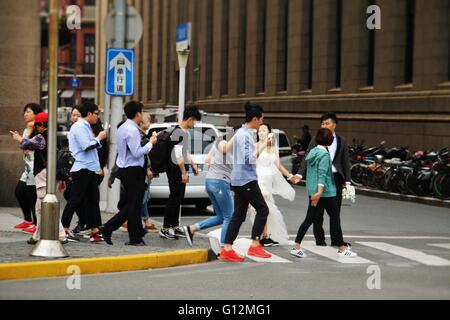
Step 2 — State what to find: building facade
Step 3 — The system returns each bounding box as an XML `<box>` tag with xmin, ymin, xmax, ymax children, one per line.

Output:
<box><xmin>128</xmin><ymin>0</ymin><xmax>450</xmax><ymax>150</ymax></box>
<box><xmin>0</xmin><ymin>1</ymin><xmax>41</xmax><ymax>205</ymax></box>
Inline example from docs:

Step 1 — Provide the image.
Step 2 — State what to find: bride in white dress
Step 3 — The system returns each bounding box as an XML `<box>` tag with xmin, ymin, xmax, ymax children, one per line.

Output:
<box><xmin>248</xmin><ymin>123</ymin><xmax>298</xmax><ymax>246</ymax></box>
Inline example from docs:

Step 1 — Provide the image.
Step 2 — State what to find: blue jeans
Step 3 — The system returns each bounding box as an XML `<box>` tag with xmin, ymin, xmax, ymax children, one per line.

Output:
<box><xmin>141</xmin><ymin>183</ymin><xmax>151</xmax><ymax>220</ymax></box>
<box><xmin>196</xmin><ymin>179</ymin><xmax>234</xmax><ymax>246</ymax></box>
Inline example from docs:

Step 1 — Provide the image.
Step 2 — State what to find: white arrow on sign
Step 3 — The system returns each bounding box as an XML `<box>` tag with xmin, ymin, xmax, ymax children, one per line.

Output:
<box><xmin>109</xmin><ymin>52</ymin><xmax>131</xmax><ymax>71</ymax></box>
<box><xmin>109</xmin><ymin>53</ymin><xmax>132</xmax><ymax>94</ymax></box>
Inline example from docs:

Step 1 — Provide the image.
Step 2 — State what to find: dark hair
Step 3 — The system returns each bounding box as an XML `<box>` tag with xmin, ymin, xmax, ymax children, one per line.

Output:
<box><xmin>124</xmin><ymin>101</ymin><xmax>143</xmax><ymax>119</ymax></box>
<box><xmin>315</xmin><ymin>128</ymin><xmax>334</xmax><ymax>146</ymax></box>
<box><xmin>320</xmin><ymin>112</ymin><xmax>338</xmax><ymax>124</ymax></box>
<box><xmin>72</xmin><ymin>105</ymin><xmax>81</xmax><ymax>113</ymax></box>
<box><xmin>245</xmin><ymin>102</ymin><xmax>263</xmax><ymax>123</ymax></box>
<box><xmin>183</xmin><ymin>106</ymin><xmax>202</xmax><ymax>121</ymax></box>
<box><xmin>79</xmin><ymin>101</ymin><xmax>99</xmax><ymax>117</ymax></box>
<box><xmin>24</xmin><ymin>103</ymin><xmax>42</xmax><ymax>115</ymax></box>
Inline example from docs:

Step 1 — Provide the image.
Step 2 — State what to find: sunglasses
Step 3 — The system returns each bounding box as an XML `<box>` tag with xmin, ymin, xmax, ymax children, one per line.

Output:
<box><xmin>35</xmin><ymin>122</ymin><xmax>44</xmax><ymax>127</ymax></box>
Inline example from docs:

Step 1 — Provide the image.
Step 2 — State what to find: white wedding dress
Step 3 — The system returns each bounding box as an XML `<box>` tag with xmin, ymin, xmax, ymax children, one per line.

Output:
<box><xmin>248</xmin><ymin>148</ymin><xmax>295</xmax><ymax>245</ymax></box>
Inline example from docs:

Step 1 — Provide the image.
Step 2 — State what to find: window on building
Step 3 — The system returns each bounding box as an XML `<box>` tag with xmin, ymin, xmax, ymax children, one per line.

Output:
<box><xmin>367</xmin><ymin>0</ymin><xmax>375</xmax><ymax>86</ymax></box>
<box><xmin>205</xmin><ymin>1</ymin><xmax>214</xmax><ymax>97</ymax></box>
<box><xmin>404</xmin><ymin>0</ymin><xmax>415</xmax><ymax>84</ymax></box>
<box><xmin>220</xmin><ymin>0</ymin><xmax>230</xmax><ymax>96</ymax></box>
<box><xmin>83</xmin><ymin>34</ymin><xmax>95</xmax><ymax>74</ymax></box>
<box><xmin>255</xmin><ymin>0</ymin><xmax>267</xmax><ymax>93</ymax></box>
<box><xmin>307</xmin><ymin>0</ymin><xmax>314</xmax><ymax>90</ymax></box>
<box><xmin>237</xmin><ymin>1</ymin><xmax>247</xmax><ymax>94</ymax></box>
<box><xmin>335</xmin><ymin>0</ymin><xmax>342</xmax><ymax>89</ymax></box>
<box><xmin>277</xmin><ymin>0</ymin><xmax>289</xmax><ymax>92</ymax></box>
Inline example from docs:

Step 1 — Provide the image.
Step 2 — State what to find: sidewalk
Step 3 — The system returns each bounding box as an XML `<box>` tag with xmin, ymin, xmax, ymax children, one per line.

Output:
<box><xmin>0</xmin><ymin>208</ymin><xmax>213</xmax><ymax>280</ymax></box>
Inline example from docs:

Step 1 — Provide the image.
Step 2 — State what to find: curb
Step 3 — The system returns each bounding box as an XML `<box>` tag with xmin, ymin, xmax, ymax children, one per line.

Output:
<box><xmin>0</xmin><ymin>249</ymin><xmax>210</xmax><ymax>281</ymax></box>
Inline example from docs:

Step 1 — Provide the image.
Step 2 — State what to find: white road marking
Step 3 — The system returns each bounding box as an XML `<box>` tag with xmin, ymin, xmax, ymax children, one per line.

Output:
<box><xmin>300</xmin><ymin>241</ymin><xmax>373</xmax><ymax>264</ymax></box>
<box><xmin>428</xmin><ymin>243</ymin><xmax>450</xmax><ymax>250</ymax></box>
<box><xmin>357</xmin><ymin>242</ymin><xmax>450</xmax><ymax>266</ymax></box>
<box><xmin>238</xmin><ymin>235</ymin><xmax>450</xmax><ymax>240</ymax></box>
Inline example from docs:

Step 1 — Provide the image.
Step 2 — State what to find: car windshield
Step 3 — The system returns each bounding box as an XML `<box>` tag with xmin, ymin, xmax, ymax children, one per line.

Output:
<box><xmin>278</xmin><ymin>133</ymin><xmax>290</xmax><ymax>148</ymax></box>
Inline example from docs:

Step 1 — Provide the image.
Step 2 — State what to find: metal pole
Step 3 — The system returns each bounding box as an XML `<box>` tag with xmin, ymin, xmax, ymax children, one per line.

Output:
<box><xmin>31</xmin><ymin>0</ymin><xmax>68</xmax><ymax>258</ymax></box>
<box><xmin>176</xmin><ymin>50</ymin><xmax>189</xmax><ymax>223</ymax></box>
<box><xmin>106</xmin><ymin>0</ymin><xmax>126</xmax><ymax>213</ymax></box>
<box><xmin>177</xmin><ymin>51</ymin><xmax>190</xmax><ymax>123</ymax></box>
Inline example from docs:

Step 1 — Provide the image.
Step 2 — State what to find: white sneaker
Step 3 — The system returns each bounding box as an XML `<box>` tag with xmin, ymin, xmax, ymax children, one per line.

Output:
<box><xmin>290</xmin><ymin>248</ymin><xmax>307</xmax><ymax>258</ymax></box>
<box><xmin>338</xmin><ymin>248</ymin><xmax>358</xmax><ymax>258</ymax></box>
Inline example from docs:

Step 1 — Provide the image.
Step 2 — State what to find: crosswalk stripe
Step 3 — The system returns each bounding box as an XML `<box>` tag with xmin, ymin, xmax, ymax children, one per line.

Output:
<box><xmin>300</xmin><ymin>241</ymin><xmax>373</xmax><ymax>264</ymax></box>
<box><xmin>357</xmin><ymin>242</ymin><xmax>450</xmax><ymax>266</ymax></box>
<box><xmin>428</xmin><ymin>243</ymin><xmax>450</xmax><ymax>250</ymax></box>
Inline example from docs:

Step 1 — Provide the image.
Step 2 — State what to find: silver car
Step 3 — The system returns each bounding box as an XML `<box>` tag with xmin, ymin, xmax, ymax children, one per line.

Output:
<box><xmin>148</xmin><ymin>122</ymin><xmax>220</xmax><ymax>210</ymax></box>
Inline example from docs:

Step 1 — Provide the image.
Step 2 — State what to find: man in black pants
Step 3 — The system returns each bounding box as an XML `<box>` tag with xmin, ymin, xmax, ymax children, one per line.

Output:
<box><xmin>101</xmin><ymin>101</ymin><xmax>156</xmax><ymax>246</ymax></box>
<box><xmin>61</xmin><ymin>102</ymin><xmax>107</xmax><ymax>242</ymax></box>
<box><xmin>159</xmin><ymin>107</ymin><xmax>202</xmax><ymax>240</ymax></box>
<box><xmin>296</xmin><ymin>113</ymin><xmax>352</xmax><ymax>247</ymax></box>
<box><xmin>220</xmin><ymin>102</ymin><xmax>272</xmax><ymax>262</ymax></box>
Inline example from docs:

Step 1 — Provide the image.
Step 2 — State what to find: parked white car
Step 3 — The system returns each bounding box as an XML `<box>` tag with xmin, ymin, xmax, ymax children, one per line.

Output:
<box><xmin>148</xmin><ymin>122</ymin><xmax>220</xmax><ymax>209</ymax></box>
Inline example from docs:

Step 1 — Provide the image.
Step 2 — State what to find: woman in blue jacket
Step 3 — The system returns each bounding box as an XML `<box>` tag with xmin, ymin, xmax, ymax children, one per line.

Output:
<box><xmin>291</xmin><ymin>128</ymin><xmax>357</xmax><ymax>258</ymax></box>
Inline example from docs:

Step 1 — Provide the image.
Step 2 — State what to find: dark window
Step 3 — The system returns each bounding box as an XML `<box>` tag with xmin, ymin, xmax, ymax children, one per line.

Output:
<box><xmin>83</xmin><ymin>34</ymin><xmax>95</xmax><ymax>74</ymax></box>
<box><xmin>237</xmin><ymin>1</ymin><xmax>247</xmax><ymax>94</ymax></box>
<box><xmin>307</xmin><ymin>0</ymin><xmax>314</xmax><ymax>89</ymax></box>
<box><xmin>256</xmin><ymin>0</ymin><xmax>267</xmax><ymax>93</ymax></box>
<box><xmin>221</xmin><ymin>0</ymin><xmax>230</xmax><ymax>96</ymax></box>
<box><xmin>205</xmin><ymin>1</ymin><xmax>213</xmax><ymax>97</ymax></box>
<box><xmin>367</xmin><ymin>0</ymin><xmax>375</xmax><ymax>86</ymax></box>
<box><xmin>157</xmin><ymin>0</ymin><xmax>163</xmax><ymax>100</ymax></box>
<box><xmin>404</xmin><ymin>0</ymin><xmax>415</xmax><ymax>84</ymax></box>
<box><xmin>277</xmin><ymin>0</ymin><xmax>289</xmax><ymax>92</ymax></box>
<box><xmin>335</xmin><ymin>0</ymin><xmax>342</xmax><ymax>88</ymax></box>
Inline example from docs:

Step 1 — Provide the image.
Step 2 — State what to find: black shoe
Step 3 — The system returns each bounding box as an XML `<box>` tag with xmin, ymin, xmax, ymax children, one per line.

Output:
<box><xmin>331</xmin><ymin>241</ymin><xmax>352</xmax><ymax>248</ymax></box>
<box><xmin>260</xmin><ymin>238</ymin><xmax>279</xmax><ymax>247</ymax></box>
<box><xmin>99</xmin><ymin>226</ymin><xmax>113</xmax><ymax>245</ymax></box>
<box><xmin>174</xmin><ymin>227</ymin><xmax>186</xmax><ymax>238</ymax></box>
<box><xmin>27</xmin><ymin>238</ymin><xmax>38</xmax><ymax>245</ymax></box>
<box><xmin>316</xmin><ymin>241</ymin><xmax>327</xmax><ymax>246</ymax></box>
<box><xmin>183</xmin><ymin>226</ymin><xmax>194</xmax><ymax>247</ymax></box>
<box><xmin>125</xmin><ymin>240</ymin><xmax>146</xmax><ymax>246</ymax></box>
<box><xmin>159</xmin><ymin>228</ymin><xmax>177</xmax><ymax>240</ymax></box>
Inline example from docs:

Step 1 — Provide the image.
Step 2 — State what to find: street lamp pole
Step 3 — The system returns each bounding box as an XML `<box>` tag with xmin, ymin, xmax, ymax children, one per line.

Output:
<box><xmin>31</xmin><ymin>0</ymin><xmax>69</xmax><ymax>258</ymax></box>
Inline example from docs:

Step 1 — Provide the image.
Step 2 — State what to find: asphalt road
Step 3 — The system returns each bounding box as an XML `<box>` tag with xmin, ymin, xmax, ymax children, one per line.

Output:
<box><xmin>1</xmin><ymin>186</ymin><xmax>449</xmax><ymax>300</ymax></box>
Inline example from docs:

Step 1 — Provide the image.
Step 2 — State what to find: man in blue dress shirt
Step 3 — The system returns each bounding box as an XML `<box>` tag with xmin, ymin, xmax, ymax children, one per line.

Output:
<box><xmin>61</xmin><ymin>102</ymin><xmax>107</xmax><ymax>243</ymax></box>
<box><xmin>101</xmin><ymin>101</ymin><xmax>157</xmax><ymax>246</ymax></box>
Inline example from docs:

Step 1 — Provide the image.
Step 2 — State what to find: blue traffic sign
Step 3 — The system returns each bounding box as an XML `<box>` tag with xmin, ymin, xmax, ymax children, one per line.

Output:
<box><xmin>71</xmin><ymin>77</ymin><xmax>80</xmax><ymax>88</ymax></box>
<box><xmin>105</xmin><ymin>48</ymin><xmax>134</xmax><ymax>96</ymax></box>
<box><xmin>176</xmin><ymin>23</ymin><xmax>189</xmax><ymax>43</ymax></box>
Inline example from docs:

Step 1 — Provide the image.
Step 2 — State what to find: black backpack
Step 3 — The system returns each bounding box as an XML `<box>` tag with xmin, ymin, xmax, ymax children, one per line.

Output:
<box><xmin>56</xmin><ymin>147</ymin><xmax>75</xmax><ymax>182</ymax></box>
<box><xmin>148</xmin><ymin>126</ymin><xmax>179</xmax><ymax>174</ymax></box>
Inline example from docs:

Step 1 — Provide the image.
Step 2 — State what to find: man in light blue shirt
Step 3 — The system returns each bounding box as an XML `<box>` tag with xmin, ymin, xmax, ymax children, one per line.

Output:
<box><xmin>101</xmin><ymin>101</ymin><xmax>156</xmax><ymax>246</ymax></box>
<box><xmin>221</xmin><ymin>102</ymin><xmax>273</xmax><ymax>262</ymax></box>
<box><xmin>61</xmin><ymin>102</ymin><xmax>107</xmax><ymax>243</ymax></box>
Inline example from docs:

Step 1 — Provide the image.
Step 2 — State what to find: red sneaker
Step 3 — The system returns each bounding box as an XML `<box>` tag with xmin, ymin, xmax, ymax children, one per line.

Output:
<box><xmin>248</xmin><ymin>245</ymin><xmax>272</xmax><ymax>258</ymax></box>
<box><xmin>90</xmin><ymin>232</ymin><xmax>104</xmax><ymax>243</ymax></box>
<box><xmin>219</xmin><ymin>249</ymin><xmax>245</xmax><ymax>262</ymax></box>
<box><xmin>14</xmin><ymin>221</ymin><xmax>33</xmax><ymax>229</ymax></box>
<box><xmin>22</xmin><ymin>225</ymin><xmax>36</xmax><ymax>234</ymax></box>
